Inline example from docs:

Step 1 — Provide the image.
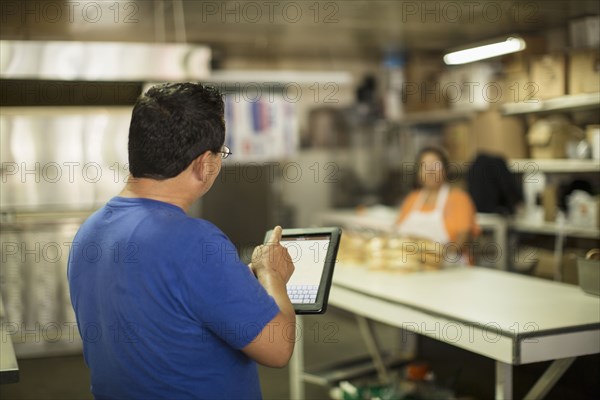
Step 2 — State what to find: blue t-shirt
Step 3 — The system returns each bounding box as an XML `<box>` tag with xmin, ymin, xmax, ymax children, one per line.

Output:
<box><xmin>67</xmin><ymin>197</ymin><xmax>279</xmax><ymax>399</ymax></box>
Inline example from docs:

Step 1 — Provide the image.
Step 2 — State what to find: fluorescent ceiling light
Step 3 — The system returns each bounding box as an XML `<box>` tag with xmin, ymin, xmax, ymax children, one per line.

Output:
<box><xmin>444</xmin><ymin>37</ymin><xmax>526</xmax><ymax>65</ymax></box>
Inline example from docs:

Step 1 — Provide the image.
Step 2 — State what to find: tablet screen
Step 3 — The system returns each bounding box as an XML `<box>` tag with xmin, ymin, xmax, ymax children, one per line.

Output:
<box><xmin>264</xmin><ymin>227</ymin><xmax>341</xmax><ymax>314</ymax></box>
<box><xmin>280</xmin><ymin>234</ymin><xmax>330</xmax><ymax>304</ymax></box>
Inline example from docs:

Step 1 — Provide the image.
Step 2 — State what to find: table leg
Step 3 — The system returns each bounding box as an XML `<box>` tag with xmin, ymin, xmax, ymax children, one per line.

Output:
<box><xmin>398</xmin><ymin>328</ymin><xmax>418</xmax><ymax>360</ymax></box>
<box><xmin>356</xmin><ymin>315</ymin><xmax>390</xmax><ymax>384</ymax></box>
<box><xmin>523</xmin><ymin>357</ymin><xmax>575</xmax><ymax>400</ymax></box>
<box><xmin>497</xmin><ymin>217</ymin><xmax>507</xmax><ymax>270</ymax></box>
<box><xmin>289</xmin><ymin>316</ymin><xmax>304</xmax><ymax>399</ymax></box>
<box><xmin>495</xmin><ymin>361</ymin><xmax>513</xmax><ymax>400</ymax></box>
<box><xmin>554</xmin><ymin>227</ymin><xmax>565</xmax><ymax>282</ymax></box>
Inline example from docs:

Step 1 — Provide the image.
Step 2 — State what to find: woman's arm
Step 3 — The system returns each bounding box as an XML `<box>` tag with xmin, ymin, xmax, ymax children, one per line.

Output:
<box><xmin>395</xmin><ymin>191</ymin><xmax>419</xmax><ymax>225</ymax></box>
<box><xmin>445</xmin><ymin>189</ymin><xmax>480</xmax><ymax>255</ymax></box>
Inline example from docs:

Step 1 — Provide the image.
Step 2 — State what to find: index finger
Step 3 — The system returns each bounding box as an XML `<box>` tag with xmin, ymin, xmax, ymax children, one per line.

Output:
<box><xmin>267</xmin><ymin>225</ymin><xmax>282</xmax><ymax>244</ymax></box>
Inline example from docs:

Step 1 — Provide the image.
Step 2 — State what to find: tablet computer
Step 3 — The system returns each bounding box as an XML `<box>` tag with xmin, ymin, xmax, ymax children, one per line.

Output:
<box><xmin>263</xmin><ymin>227</ymin><xmax>342</xmax><ymax>314</ymax></box>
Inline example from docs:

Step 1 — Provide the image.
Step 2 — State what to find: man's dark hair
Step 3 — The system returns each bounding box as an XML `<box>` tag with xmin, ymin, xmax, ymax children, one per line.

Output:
<box><xmin>128</xmin><ymin>82</ymin><xmax>225</xmax><ymax>179</ymax></box>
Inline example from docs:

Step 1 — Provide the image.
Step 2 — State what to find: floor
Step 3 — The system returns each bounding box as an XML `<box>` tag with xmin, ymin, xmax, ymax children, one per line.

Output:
<box><xmin>1</xmin><ymin>308</ymin><xmax>599</xmax><ymax>399</ymax></box>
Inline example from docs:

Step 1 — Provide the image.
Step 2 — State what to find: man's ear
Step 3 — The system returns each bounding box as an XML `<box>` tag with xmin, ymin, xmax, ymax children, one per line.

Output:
<box><xmin>192</xmin><ymin>151</ymin><xmax>219</xmax><ymax>182</ymax></box>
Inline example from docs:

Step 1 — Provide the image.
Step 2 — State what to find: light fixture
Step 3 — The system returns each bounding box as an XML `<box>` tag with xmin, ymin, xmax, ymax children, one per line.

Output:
<box><xmin>0</xmin><ymin>40</ymin><xmax>211</xmax><ymax>81</ymax></box>
<box><xmin>443</xmin><ymin>37</ymin><xmax>527</xmax><ymax>65</ymax></box>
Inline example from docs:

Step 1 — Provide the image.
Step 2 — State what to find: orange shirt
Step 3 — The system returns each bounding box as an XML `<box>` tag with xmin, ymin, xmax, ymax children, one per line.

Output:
<box><xmin>396</xmin><ymin>188</ymin><xmax>480</xmax><ymax>242</ymax></box>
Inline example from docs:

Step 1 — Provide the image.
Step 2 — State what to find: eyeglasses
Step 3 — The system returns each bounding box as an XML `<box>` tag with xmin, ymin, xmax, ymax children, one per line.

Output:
<box><xmin>218</xmin><ymin>145</ymin><xmax>232</xmax><ymax>159</ymax></box>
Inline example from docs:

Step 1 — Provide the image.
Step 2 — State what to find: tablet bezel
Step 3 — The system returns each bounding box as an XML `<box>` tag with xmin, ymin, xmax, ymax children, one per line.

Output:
<box><xmin>263</xmin><ymin>227</ymin><xmax>341</xmax><ymax>315</ymax></box>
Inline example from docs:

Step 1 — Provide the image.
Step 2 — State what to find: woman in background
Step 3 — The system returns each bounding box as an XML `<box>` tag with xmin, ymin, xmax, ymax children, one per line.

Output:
<box><xmin>396</xmin><ymin>146</ymin><xmax>479</xmax><ymax>265</ymax></box>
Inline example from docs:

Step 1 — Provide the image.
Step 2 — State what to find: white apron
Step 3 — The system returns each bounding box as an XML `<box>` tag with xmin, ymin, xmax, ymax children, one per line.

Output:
<box><xmin>397</xmin><ymin>184</ymin><xmax>450</xmax><ymax>244</ymax></box>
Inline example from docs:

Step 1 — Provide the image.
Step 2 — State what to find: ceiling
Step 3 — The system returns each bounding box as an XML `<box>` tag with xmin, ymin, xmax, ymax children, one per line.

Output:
<box><xmin>1</xmin><ymin>0</ymin><xmax>598</xmax><ymax>62</ymax></box>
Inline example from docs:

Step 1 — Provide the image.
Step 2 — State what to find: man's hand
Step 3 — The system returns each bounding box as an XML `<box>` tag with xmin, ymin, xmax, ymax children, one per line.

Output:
<box><xmin>243</xmin><ymin>226</ymin><xmax>296</xmax><ymax>368</ymax></box>
<box><xmin>251</xmin><ymin>226</ymin><xmax>294</xmax><ymax>284</ymax></box>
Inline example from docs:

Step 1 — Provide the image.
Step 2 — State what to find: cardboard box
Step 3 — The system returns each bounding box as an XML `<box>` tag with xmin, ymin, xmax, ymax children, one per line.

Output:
<box><xmin>531</xmin><ymin>248</ymin><xmax>555</xmax><ymax>280</ymax></box>
<box><xmin>531</xmin><ymin>248</ymin><xmax>584</xmax><ymax>284</ymax></box>
<box><xmin>471</xmin><ymin>110</ymin><xmax>528</xmax><ymax>159</ymax></box>
<box><xmin>569</xmin><ymin>16</ymin><xmax>600</xmax><ymax>49</ymax></box>
<box><xmin>443</xmin><ymin>121</ymin><xmax>476</xmax><ymax>163</ymax></box>
<box><xmin>530</xmin><ymin>54</ymin><xmax>566</xmax><ymax>100</ymax></box>
<box><xmin>500</xmin><ymin>36</ymin><xmax>546</xmax><ymax>74</ymax></box>
<box><xmin>440</xmin><ymin>62</ymin><xmax>497</xmax><ymax>111</ymax></box>
<box><xmin>542</xmin><ymin>185</ymin><xmax>558</xmax><ymax>222</ymax></box>
<box><xmin>403</xmin><ymin>52</ymin><xmax>447</xmax><ymax>112</ymax></box>
<box><xmin>499</xmin><ymin>71</ymin><xmax>533</xmax><ymax>104</ymax></box>
<box><xmin>502</xmin><ymin>52</ymin><xmax>529</xmax><ymax>74</ymax></box>
<box><xmin>528</xmin><ymin>128</ymin><xmax>565</xmax><ymax>158</ymax></box>
<box><xmin>587</xmin><ymin>125</ymin><xmax>600</xmax><ymax>160</ymax></box>
<box><xmin>527</xmin><ymin>116</ymin><xmax>579</xmax><ymax>159</ymax></box>
<box><xmin>568</xmin><ymin>50</ymin><xmax>600</xmax><ymax>94</ymax></box>
<box><xmin>532</xmin><ymin>248</ymin><xmax>585</xmax><ymax>285</ymax></box>
<box><xmin>498</xmin><ymin>37</ymin><xmax>549</xmax><ymax>104</ymax></box>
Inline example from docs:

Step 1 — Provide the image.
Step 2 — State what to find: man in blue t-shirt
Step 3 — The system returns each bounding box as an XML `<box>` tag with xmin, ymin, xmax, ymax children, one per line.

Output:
<box><xmin>68</xmin><ymin>83</ymin><xmax>296</xmax><ymax>399</ymax></box>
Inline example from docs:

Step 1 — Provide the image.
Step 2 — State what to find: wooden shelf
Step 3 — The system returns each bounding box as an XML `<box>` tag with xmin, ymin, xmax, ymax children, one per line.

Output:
<box><xmin>396</xmin><ymin>92</ymin><xmax>599</xmax><ymax>127</ymax></box>
<box><xmin>501</xmin><ymin>92</ymin><xmax>600</xmax><ymax>115</ymax></box>
<box><xmin>508</xmin><ymin>159</ymin><xmax>600</xmax><ymax>173</ymax></box>
<box><xmin>511</xmin><ymin>220</ymin><xmax>600</xmax><ymax>239</ymax></box>
<box><xmin>397</xmin><ymin>108</ymin><xmax>476</xmax><ymax>126</ymax></box>
<box><xmin>395</xmin><ymin>92</ymin><xmax>599</xmax><ymax>125</ymax></box>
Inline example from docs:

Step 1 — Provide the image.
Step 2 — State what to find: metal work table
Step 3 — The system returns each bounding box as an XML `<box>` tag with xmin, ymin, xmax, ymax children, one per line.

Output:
<box><xmin>290</xmin><ymin>265</ymin><xmax>600</xmax><ymax>399</ymax></box>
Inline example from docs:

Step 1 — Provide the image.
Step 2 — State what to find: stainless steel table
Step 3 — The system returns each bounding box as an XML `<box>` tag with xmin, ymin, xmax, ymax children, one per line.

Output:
<box><xmin>290</xmin><ymin>265</ymin><xmax>600</xmax><ymax>399</ymax></box>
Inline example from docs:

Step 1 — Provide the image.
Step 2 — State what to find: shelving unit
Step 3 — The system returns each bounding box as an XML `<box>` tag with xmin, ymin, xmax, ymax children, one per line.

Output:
<box><xmin>510</xmin><ymin>218</ymin><xmax>599</xmax><ymax>281</ymax></box>
<box><xmin>508</xmin><ymin>159</ymin><xmax>600</xmax><ymax>173</ymax></box>
<box><xmin>501</xmin><ymin>92</ymin><xmax>600</xmax><ymax>115</ymax></box>
<box><xmin>398</xmin><ymin>92</ymin><xmax>600</xmax><ymax>124</ymax></box>
<box><xmin>0</xmin><ymin>215</ymin><xmax>85</xmax><ymax>358</ymax></box>
<box><xmin>511</xmin><ymin>220</ymin><xmax>599</xmax><ymax>239</ymax></box>
<box><xmin>500</xmin><ymin>92</ymin><xmax>600</xmax><ymax>281</ymax></box>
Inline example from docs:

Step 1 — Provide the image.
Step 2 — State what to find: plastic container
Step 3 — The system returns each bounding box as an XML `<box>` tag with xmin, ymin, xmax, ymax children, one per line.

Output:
<box><xmin>578</xmin><ymin>249</ymin><xmax>600</xmax><ymax>296</ymax></box>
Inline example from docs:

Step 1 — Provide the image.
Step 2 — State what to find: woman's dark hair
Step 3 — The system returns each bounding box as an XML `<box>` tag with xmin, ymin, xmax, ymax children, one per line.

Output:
<box><xmin>414</xmin><ymin>146</ymin><xmax>450</xmax><ymax>188</ymax></box>
<box><xmin>128</xmin><ymin>82</ymin><xmax>225</xmax><ymax>179</ymax></box>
